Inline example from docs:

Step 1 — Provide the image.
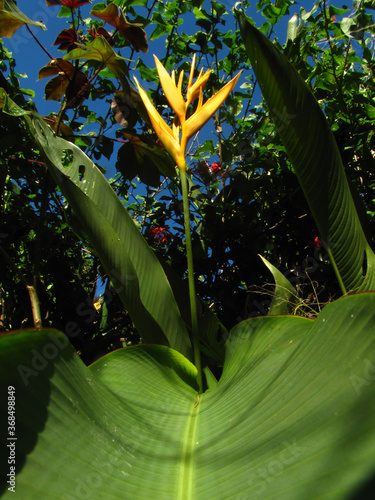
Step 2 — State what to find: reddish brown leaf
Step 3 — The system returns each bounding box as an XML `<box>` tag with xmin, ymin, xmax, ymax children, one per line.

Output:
<box><xmin>44</xmin><ymin>74</ymin><xmax>71</xmax><ymax>101</ymax></box>
<box><xmin>111</xmin><ymin>90</ymin><xmax>141</xmax><ymax>128</ymax></box>
<box><xmin>65</xmin><ymin>71</ymin><xmax>90</xmax><ymax>108</ymax></box>
<box><xmin>38</xmin><ymin>59</ymin><xmax>89</xmax><ymax>108</ymax></box>
<box><xmin>38</xmin><ymin>59</ymin><xmax>75</xmax><ymax>82</ymax></box>
<box><xmin>91</xmin><ymin>4</ymin><xmax>148</xmax><ymax>53</ymax></box>
<box><xmin>46</xmin><ymin>0</ymin><xmax>91</xmax><ymax>8</ymax></box>
<box><xmin>88</xmin><ymin>27</ymin><xmax>114</xmax><ymax>46</ymax></box>
<box><xmin>53</xmin><ymin>28</ymin><xmax>78</xmax><ymax>52</ymax></box>
<box><xmin>118</xmin><ymin>24</ymin><xmax>148</xmax><ymax>54</ymax></box>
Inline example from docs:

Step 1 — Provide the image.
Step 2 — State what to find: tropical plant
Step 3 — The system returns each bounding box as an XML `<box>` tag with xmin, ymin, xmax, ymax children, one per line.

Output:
<box><xmin>1</xmin><ymin>0</ymin><xmax>375</xmax><ymax>498</ymax></box>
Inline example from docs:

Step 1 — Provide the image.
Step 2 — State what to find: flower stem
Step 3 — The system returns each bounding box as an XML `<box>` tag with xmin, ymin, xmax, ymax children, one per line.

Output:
<box><xmin>180</xmin><ymin>168</ymin><xmax>203</xmax><ymax>393</ymax></box>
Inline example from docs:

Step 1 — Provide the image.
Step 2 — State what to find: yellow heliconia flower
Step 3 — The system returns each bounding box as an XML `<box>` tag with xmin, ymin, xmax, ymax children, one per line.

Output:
<box><xmin>134</xmin><ymin>54</ymin><xmax>242</xmax><ymax>171</ymax></box>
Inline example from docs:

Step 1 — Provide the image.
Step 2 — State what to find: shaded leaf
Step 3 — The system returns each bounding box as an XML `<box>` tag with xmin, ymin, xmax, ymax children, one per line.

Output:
<box><xmin>42</xmin><ymin>115</ymin><xmax>75</xmax><ymax>140</ymax></box>
<box><xmin>87</xmin><ymin>26</ymin><xmax>114</xmax><ymax>45</ymax></box>
<box><xmin>111</xmin><ymin>91</ymin><xmax>139</xmax><ymax>128</ymax></box>
<box><xmin>91</xmin><ymin>3</ymin><xmax>148</xmax><ymax>53</ymax></box>
<box><xmin>120</xmin><ymin>132</ymin><xmax>177</xmax><ymax>181</ymax></box>
<box><xmin>38</xmin><ymin>58</ymin><xmax>75</xmax><ymax>82</ymax></box>
<box><xmin>38</xmin><ymin>58</ymin><xmax>89</xmax><ymax>108</ymax></box>
<box><xmin>0</xmin><ymin>87</ymin><xmax>30</xmax><ymax>116</ymax></box>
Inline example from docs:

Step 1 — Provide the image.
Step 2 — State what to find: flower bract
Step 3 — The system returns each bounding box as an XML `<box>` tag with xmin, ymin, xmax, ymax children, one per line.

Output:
<box><xmin>135</xmin><ymin>55</ymin><xmax>241</xmax><ymax>171</ymax></box>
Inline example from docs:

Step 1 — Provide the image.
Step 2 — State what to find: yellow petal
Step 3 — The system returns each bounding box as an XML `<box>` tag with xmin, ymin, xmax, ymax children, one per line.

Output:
<box><xmin>197</xmin><ymin>86</ymin><xmax>203</xmax><ymax>111</ymax></box>
<box><xmin>186</xmin><ymin>69</ymin><xmax>211</xmax><ymax>107</ymax></box>
<box><xmin>172</xmin><ymin>116</ymin><xmax>180</xmax><ymax>142</ymax></box>
<box><xmin>188</xmin><ymin>53</ymin><xmax>196</xmax><ymax>91</ymax></box>
<box><xmin>177</xmin><ymin>70</ymin><xmax>184</xmax><ymax>94</ymax></box>
<box><xmin>154</xmin><ymin>55</ymin><xmax>186</xmax><ymax>121</ymax></box>
<box><xmin>184</xmin><ymin>71</ymin><xmax>242</xmax><ymax>140</ymax></box>
<box><xmin>134</xmin><ymin>77</ymin><xmax>181</xmax><ymax>163</ymax></box>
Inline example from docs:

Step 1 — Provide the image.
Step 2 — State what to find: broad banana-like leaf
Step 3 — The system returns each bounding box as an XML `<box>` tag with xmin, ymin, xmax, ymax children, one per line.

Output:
<box><xmin>237</xmin><ymin>12</ymin><xmax>375</xmax><ymax>294</ymax></box>
<box><xmin>259</xmin><ymin>254</ymin><xmax>297</xmax><ymax>314</ymax></box>
<box><xmin>22</xmin><ymin>109</ymin><xmax>192</xmax><ymax>360</ymax></box>
<box><xmin>1</xmin><ymin>293</ymin><xmax>375</xmax><ymax>498</ymax></box>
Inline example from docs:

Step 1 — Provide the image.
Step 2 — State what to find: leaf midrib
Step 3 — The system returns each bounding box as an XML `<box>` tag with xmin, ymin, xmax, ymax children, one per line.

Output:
<box><xmin>177</xmin><ymin>396</ymin><xmax>201</xmax><ymax>500</ymax></box>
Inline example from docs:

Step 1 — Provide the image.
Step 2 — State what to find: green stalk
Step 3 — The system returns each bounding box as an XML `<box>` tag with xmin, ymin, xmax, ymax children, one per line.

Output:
<box><xmin>180</xmin><ymin>168</ymin><xmax>203</xmax><ymax>393</ymax></box>
<box><xmin>326</xmin><ymin>246</ymin><xmax>347</xmax><ymax>296</ymax></box>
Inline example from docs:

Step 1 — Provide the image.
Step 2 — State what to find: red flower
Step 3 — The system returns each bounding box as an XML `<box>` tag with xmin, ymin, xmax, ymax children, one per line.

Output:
<box><xmin>209</xmin><ymin>162</ymin><xmax>222</xmax><ymax>173</ymax></box>
<box><xmin>332</xmin><ymin>15</ymin><xmax>336</xmax><ymax>22</ymax></box>
<box><xmin>312</xmin><ymin>236</ymin><xmax>322</xmax><ymax>248</ymax></box>
<box><xmin>147</xmin><ymin>227</ymin><xmax>172</xmax><ymax>245</ymax></box>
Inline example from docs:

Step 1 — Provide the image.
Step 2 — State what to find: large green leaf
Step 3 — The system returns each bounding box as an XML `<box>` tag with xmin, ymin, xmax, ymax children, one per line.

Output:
<box><xmin>21</xmin><ymin>109</ymin><xmax>193</xmax><ymax>360</ymax></box>
<box><xmin>1</xmin><ymin>293</ymin><xmax>375</xmax><ymax>498</ymax></box>
<box><xmin>237</xmin><ymin>12</ymin><xmax>375</xmax><ymax>294</ymax></box>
